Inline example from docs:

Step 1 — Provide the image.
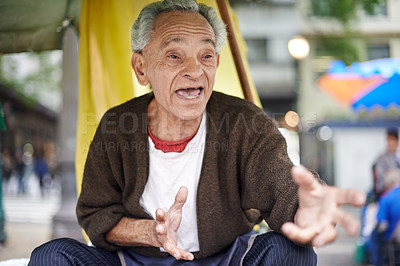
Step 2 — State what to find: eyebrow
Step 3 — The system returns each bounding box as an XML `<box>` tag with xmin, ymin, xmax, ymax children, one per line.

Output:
<box><xmin>161</xmin><ymin>36</ymin><xmax>216</xmax><ymax>49</ymax></box>
<box><xmin>161</xmin><ymin>37</ymin><xmax>184</xmax><ymax>49</ymax></box>
<box><xmin>203</xmin><ymin>38</ymin><xmax>216</xmax><ymax>48</ymax></box>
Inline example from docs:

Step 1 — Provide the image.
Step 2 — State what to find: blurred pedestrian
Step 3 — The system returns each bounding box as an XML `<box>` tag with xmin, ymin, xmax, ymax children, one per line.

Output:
<box><xmin>360</xmin><ymin>128</ymin><xmax>400</xmax><ymax>265</ymax></box>
<box><xmin>34</xmin><ymin>155</ymin><xmax>49</xmax><ymax>197</ymax></box>
<box><xmin>369</xmin><ymin>168</ymin><xmax>400</xmax><ymax>266</ymax></box>
<box><xmin>17</xmin><ymin>143</ymin><xmax>34</xmax><ymax>195</ymax></box>
<box><xmin>374</xmin><ymin>127</ymin><xmax>400</xmax><ymax>199</ymax></box>
<box><xmin>1</xmin><ymin>148</ymin><xmax>14</xmax><ymax>189</ymax></box>
<box><xmin>43</xmin><ymin>141</ymin><xmax>58</xmax><ymax>181</ymax></box>
<box><xmin>377</xmin><ymin>168</ymin><xmax>400</xmax><ymax>240</ymax></box>
<box><xmin>14</xmin><ymin>148</ymin><xmax>25</xmax><ymax>194</ymax></box>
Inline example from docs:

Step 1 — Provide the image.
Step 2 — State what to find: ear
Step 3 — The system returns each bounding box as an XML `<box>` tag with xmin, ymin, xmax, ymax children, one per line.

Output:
<box><xmin>216</xmin><ymin>54</ymin><xmax>220</xmax><ymax>68</ymax></box>
<box><xmin>131</xmin><ymin>53</ymin><xmax>149</xmax><ymax>86</ymax></box>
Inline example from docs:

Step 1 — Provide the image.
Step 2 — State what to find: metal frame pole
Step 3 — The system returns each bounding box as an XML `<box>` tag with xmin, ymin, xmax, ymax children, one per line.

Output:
<box><xmin>216</xmin><ymin>0</ymin><xmax>254</xmax><ymax>103</ymax></box>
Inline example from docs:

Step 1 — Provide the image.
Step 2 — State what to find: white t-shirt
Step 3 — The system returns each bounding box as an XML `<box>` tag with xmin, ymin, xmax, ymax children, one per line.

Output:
<box><xmin>140</xmin><ymin>112</ymin><xmax>206</xmax><ymax>252</ymax></box>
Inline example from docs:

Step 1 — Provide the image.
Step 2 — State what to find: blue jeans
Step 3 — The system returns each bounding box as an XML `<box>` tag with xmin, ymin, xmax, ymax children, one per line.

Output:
<box><xmin>368</xmin><ymin>228</ymin><xmax>386</xmax><ymax>266</ymax></box>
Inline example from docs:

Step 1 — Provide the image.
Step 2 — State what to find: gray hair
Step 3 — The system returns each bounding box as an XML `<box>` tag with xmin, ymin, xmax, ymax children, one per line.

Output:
<box><xmin>131</xmin><ymin>0</ymin><xmax>227</xmax><ymax>53</ymax></box>
<box><xmin>384</xmin><ymin>168</ymin><xmax>400</xmax><ymax>190</ymax></box>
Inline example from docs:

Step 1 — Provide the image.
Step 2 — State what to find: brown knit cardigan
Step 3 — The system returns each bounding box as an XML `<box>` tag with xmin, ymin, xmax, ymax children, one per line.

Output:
<box><xmin>76</xmin><ymin>91</ymin><xmax>299</xmax><ymax>259</ymax></box>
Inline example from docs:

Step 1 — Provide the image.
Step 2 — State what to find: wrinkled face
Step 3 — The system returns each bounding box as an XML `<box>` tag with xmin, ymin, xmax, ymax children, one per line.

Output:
<box><xmin>132</xmin><ymin>11</ymin><xmax>219</xmax><ymax>122</ymax></box>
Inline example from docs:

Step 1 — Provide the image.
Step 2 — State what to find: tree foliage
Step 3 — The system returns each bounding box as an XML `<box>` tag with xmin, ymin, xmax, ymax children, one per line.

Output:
<box><xmin>311</xmin><ymin>0</ymin><xmax>358</xmax><ymax>25</ymax></box>
<box><xmin>310</xmin><ymin>0</ymin><xmax>386</xmax><ymax>64</ymax></box>
<box><xmin>311</xmin><ymin>0</ymin><xmax>386</xmax><ymax>25</ymax></box>
<box><xmin>0</xmin><ymin>51</ymin><xmax>62</xmax><ymax>111</ymax></box>
<box><xmin>318</xmin><ymin>38</ymin><xmax>361</xmax><ymax>65</ymax></box>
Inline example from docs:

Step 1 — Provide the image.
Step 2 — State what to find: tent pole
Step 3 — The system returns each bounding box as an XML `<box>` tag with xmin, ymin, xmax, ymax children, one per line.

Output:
<box><xmin>216</xmin><ymin>0</ymin><xmax>254</xmax><ymax>103</ymax></box>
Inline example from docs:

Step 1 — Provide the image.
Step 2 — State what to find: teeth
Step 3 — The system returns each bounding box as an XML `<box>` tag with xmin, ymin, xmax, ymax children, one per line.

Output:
<box><xmin>176</xmin><ymin>87</ymin><xmax>202</xmax><ymax>99</ymax></box>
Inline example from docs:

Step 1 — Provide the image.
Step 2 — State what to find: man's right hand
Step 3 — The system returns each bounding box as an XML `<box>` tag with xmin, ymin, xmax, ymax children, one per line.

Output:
<box><xmin>152</xmin><ymin>186</ymin><xmax>194</xmax><ymax>261</ymax></box>
<box><xmin>105</xmin><ymin>186</ymin><xmax>193</xmax><ymax>260</ymax></box>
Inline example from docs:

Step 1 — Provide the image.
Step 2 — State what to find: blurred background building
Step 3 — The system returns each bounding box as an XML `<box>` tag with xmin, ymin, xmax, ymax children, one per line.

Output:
<box><xmin>231</xmin><ymin>0</ymin><xmax>299</xmax><ymax>118</ymax></box>
<box><xmin>231</xmin><ymin>0</ymin><xmax>400</xmax><ymax>193</ymax></box>
<box><xmin>0</xmin><ymin>83</ymin><xmax>58</xmax><ymax>161</ymax></box>
<box><xmin>231</xmin><ymin>0</ymin><xmax>304</xmax><ymax>166</ymax></box>
<box><xmin>296</xmin><ymin>0</ymin><xmax>400</xmax><ymax>192</ymax></box>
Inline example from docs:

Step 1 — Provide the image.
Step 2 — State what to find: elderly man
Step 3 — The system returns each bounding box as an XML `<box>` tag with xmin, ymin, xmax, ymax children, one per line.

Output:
<box><xmin>369</xmin><ymin>168</ymin><xmax>400</xmax><ymax>266</ymax></box>
<box><xmin>29</xmin><ymin>0</ymin><xmax>365</xmax><ymax>265</ymax></box>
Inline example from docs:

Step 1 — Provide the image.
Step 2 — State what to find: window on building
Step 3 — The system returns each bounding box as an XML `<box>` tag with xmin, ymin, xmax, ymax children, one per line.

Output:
<box><xmin>245</xmin><ymin>38</ymin><xmax>268</xmax><ymax>63</ymax></box>
<box><xmin>367</xmin><ymin>44</ymin><xmax>390</xmax><ymax>60</ymax></box>
<box><xmin>311</xmin><ymin>0</ymin><xmax>387</xmax><ymax>18</ymax></box>
<box><xmin>363</xmin><ymin>0</ymin><xmax>387</xmax><ymax>17</ymax></box>
<box><xmin>310</xmin><ymin>0</ymin><xmax>332</xmax><ymax>17</ymax></box>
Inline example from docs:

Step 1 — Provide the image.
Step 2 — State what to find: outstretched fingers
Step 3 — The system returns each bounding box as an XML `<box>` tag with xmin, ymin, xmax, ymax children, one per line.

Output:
<box><xmin>156</xmin><ymin>208</ymin><xmax>166</xmax><ymax>223</ymax></box>
<box><xmin>335</xmin><ymin>188</ymin><xmax>366</xmax><ymax>207</ymax></box>
<box><xmin>171</xmin><ymin>186</ymin><xmax>188</xmax><ymax>211</ymax></box>
<box><xmin>282</xmin><ymin>220</ymin><xmax>339</xmax><ymax>247</ymax></box>
<box><xmin>163</xmin><ymin>240</ymin><xmax>194</xmax><ymax>261</ymax></box>
<box><xmin>287</xmin><ymin>165</ymin><xmax>365</xmax><ymax>247</ymax></box>
<box><xmin>310</xmin><ymin>225</ymin><xmax>338</xmax><ymax>247</ymax></box>
<box><xmin>334</xmin><ymin>208</ymin><xmax>361</xmax><ymax>236</ymax></box>
<box><xmin>281</xmin><ymin>222</ymin><xmax>320</xmax><ymax>244</ymax></box>
<box><xmin>291</xmin><ymin>166</ymin><xmax>319</xmax><ymax>192</ymax></box>
<box><xmin>154</xmin><ymin>187</ymin><xmax>193</xmax><ymax>261</ymax></box>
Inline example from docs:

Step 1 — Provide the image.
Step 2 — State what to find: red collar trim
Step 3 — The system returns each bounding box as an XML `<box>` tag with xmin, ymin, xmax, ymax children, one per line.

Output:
<box><xmin>148</xmin><ymin>128</ymin><xmax>197</xmax><ymax>153</ymax></box>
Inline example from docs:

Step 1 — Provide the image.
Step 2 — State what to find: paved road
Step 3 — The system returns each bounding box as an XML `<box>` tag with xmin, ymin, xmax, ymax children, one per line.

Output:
<box><xmin>315</xmin><ymin>206</ymin><xmax>362</xmax><ymax>266</ymax></box>
<box><xmin>0</xmin><ymin>175</ymin><xmax>61</xmax><ymax>261</ymax></box>
<box><xmin>3</xmin><ymin>194</ymin><xmax>60</xmax><ymax>224</ymax></box>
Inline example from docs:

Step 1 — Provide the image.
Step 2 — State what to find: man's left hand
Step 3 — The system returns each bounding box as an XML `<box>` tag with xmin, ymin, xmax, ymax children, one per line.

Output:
<box><xmin>281</xmin><ymin>166</ymin><xmax>366</xmax><ymax>247</ymax></box>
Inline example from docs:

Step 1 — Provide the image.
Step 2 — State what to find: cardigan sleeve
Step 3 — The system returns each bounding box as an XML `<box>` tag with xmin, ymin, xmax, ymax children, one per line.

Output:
<box><xmin>76</xmin><ymin>114</ymin><xmax>126</xmax><ymax>251</ymax></box>
<box><xmin>239</xmin><ymin>114</ymin><xmax>299</xmax><ymax>233</ymax></box>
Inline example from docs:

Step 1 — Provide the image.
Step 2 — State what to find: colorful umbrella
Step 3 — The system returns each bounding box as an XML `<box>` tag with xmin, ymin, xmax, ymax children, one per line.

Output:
<box><xmin>318</xmin><ymin>58</ymin><xmax>400</xmax><ymax>110</ymax></box>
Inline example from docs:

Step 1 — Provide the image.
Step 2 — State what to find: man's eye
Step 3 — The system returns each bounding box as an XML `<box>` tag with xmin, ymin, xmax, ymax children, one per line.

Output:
<box><xmin>204</xmin><ymin>54</ymin><xmax>213</xmax><ymax>59</ymax></box>
<box><xmin>168</xmin><ymin>54</ymin><xmax>178</xmax><ymax>59</ymax></box>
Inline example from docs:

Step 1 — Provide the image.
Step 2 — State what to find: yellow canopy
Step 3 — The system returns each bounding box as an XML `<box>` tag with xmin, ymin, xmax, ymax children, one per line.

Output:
<box><xmin>76</xmin><ymin>0</ymin><xmax>261</xmax><ymax>194</ymax></box>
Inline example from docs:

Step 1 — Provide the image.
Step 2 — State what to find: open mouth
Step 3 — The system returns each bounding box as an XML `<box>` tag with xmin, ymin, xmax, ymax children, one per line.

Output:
<box><xmin>175</xmin><ymin>87</ymin><xmax>203</xmax><ymax>99</ymax></box>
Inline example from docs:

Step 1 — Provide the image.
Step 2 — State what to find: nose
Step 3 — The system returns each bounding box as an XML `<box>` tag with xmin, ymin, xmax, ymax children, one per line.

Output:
<box><xmin>182</xmin><ymin>57</ymin><xmax>203</xmax><ymax>80</ymax></box>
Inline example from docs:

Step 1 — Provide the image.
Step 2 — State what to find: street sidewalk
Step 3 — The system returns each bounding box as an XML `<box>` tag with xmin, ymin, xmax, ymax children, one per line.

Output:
<box><xmin>0</xmin><ymin>221</ymin><xmax>51</xmax><ymax>261</ymax></box>
<box><xmin>0</xmin><ymin>174</ymin><xmax>61</xmax><ymax>262</ymax></box>
<box><xmin>315</xmin><ymin>206</ymin><xmax>362</xmax><ymax>266</ymax></box>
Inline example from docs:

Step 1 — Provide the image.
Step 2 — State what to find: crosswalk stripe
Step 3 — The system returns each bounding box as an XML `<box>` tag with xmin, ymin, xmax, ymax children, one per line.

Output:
<box><xmin>2</xmin><ymin>194</ymin><xmax>61</xmax><ymax>224</ymax></box>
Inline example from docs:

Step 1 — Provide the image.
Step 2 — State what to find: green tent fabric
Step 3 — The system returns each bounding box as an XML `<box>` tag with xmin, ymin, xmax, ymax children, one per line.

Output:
<box><xmin>0</xmin><ymin>0</ymin><xmax>81</xmax><ymax>53</ymax></box>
